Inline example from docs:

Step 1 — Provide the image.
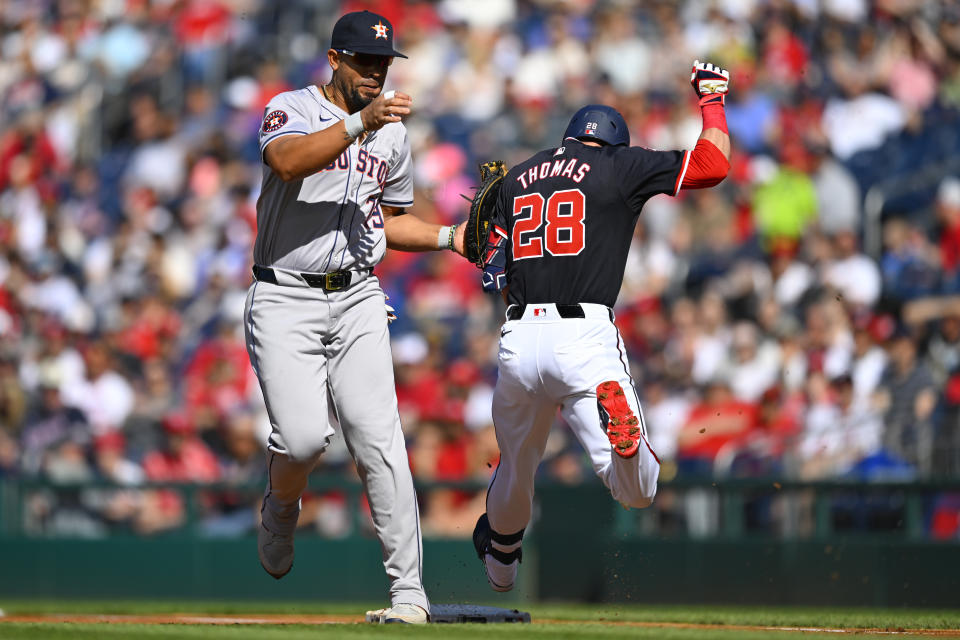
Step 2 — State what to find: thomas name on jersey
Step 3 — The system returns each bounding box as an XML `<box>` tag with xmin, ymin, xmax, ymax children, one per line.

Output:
<box><xmin>319</xmin><ymin>147</ymin><xmax>389</xmax><ymax>188</ymax></box>
<box><xmin>515</xmin><ymin>155</ymin><xmax>592</xmax><ymax>189</ymax></box>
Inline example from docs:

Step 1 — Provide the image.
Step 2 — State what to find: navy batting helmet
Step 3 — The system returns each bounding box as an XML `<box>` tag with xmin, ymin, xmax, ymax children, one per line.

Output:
<box><xmin>562</xmin><ymin>104</ymin><xmax>629</xmax><ymax>147</ymax></box>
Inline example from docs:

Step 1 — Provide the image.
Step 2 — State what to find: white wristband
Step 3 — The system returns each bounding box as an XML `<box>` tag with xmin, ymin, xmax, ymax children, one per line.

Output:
<box><xmin>438</xmin><ymin>225</ymin><xmax>452</xmax><ymax>250</ymax></box>
<box><xmin>344</xmin><ymin>111</ymin><xmax>364</xmax><ymax>139</ymax></box>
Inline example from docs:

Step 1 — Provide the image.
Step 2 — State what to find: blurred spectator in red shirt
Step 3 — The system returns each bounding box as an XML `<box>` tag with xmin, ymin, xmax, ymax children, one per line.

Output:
<box><xmin>676</xmin><ymin>379</ymin><xmax>758</xmax><ymax>475</ymax></box>
<box><xmin>142</xmin><ymin>413</ymin><xmax>220</xmax><ymax>483</ymax></box>
<box><xmin>184</xmin><ymin>320</ymin><xmax>251</xmax><ymax>429</ymax></box>
<box><xmin>410</xmin><ymin>362</ymin><xmax>490</xmax><ymax>536</ymax></box>
<box><xmin>0</xmin><ymin>111</ymin><xmax>60</xmax><ymax>192</ymax></box>
<box><xmin>762</xmin><ymin>19</ymin><xmax>808</xmax><ymax>89</ymax></box>
<box><xmin>174</xmin><ymin>0</ymin><xmax>231</xmax><ymax>49</ymax></box>
<box><xmin>138</xmin><ymin>413</ymin><xmax>220</xmax><ymax>534</ymax></box>
<box><xmin>116</xmin><ymin>294</ymin><xmax>181</xmax><ymax>362</ymax></box>
<box><xmin>174</xmin><ymin>0</ymin><xmax>232</xmax><ymax>84</ymax></box>
<box><xmin>393</xmin><ymin>332</ymin><xmax>443</xmax><ymax>428</ymax></box>
<box><xmin>715</xmin><ymin>386</ymin><xmax>800</xmax><ymax>477</ymax></box>
<box><xmin>406</xmin><ymin>252</ymin><xmax>482</xmax><ymax>328</ymax></box>
<box><xmin>411</xmin><ymin>419</ymin><xmax>485</xmax><ymax>537</ymax></box>
<box><xmin>758</xmin><ymin>386</ymin><xmax>802</xmax><ymax>444</ymax></box>
<box><xmin>936</xmin><ymin>177</ymin><xmax>960</xmax><ymax>274</ymax></box>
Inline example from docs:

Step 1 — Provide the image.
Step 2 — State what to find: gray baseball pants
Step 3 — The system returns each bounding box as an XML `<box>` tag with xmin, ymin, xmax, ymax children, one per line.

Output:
<box><xmin>244</xmin><ymin>272</ymin><xmax>428</xmax><ymax>611</ymax></box>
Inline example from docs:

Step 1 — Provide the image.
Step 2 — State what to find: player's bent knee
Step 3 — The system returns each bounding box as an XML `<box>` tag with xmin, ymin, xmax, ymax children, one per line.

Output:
<box><xmin>611</xmin><ymin>483</ymin><xmax>657</xmax><ymax>510</ymax></box>
<box><xmin>616</xmin><ymin>491</ymin><xmax>655</xmax><ymax>509</ymax></box>
<box><xmin>281</xmin><ymin>434</ymin><xmax>331</xmax><ymax>462</ymax></box>
<box><xmin>624</xmin><ymin>495</ymin><xmax>655</xmax><ymax>509</ymax></box>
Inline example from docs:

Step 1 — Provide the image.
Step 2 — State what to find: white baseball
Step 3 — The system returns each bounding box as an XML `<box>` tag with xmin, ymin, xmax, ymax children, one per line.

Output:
<box><xmin>383</xmin><ymin>90</ymin><xmax>395</xmax><ymax>100</ymax></box>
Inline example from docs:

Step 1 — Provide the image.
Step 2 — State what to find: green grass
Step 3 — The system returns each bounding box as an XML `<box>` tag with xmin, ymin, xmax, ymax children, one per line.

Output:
<box><xmin>4</xmin><ymin>600</ymin><xmax>960</xmax><ymax>628</ymax></box>
<box><xmin>535</xmin><ymin>603</ymin><xmax>960</xmax><ymax>628</ymax></box>
<box><xmin>1</xmin><ymin>601</ymin><xmax>959</xmax><ymax>639</ymax></box>
<box><xmin>0</xmin><ymin>623</ymin><xmax>952</xmax><ymax>639</ymax></box>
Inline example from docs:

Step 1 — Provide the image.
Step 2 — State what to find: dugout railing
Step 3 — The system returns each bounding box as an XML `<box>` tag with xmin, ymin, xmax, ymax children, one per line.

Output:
<box><xmin>1</xmin><ymin>476</ymin><xmax>959</xmax><ymax>540</ymax></box>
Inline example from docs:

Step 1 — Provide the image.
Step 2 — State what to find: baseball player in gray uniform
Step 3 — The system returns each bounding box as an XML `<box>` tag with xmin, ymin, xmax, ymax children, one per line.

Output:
<box><xmin>245</xmin><ymin>11</ymin><xmax>465</xmax><ymax>624</ymax></box>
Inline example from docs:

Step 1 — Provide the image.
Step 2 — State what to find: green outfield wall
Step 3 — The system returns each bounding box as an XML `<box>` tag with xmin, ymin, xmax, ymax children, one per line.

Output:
<box><xmin>1</xmin><ymin>480</ymin><xmax>958</xmax><ymax>607</ymax></box>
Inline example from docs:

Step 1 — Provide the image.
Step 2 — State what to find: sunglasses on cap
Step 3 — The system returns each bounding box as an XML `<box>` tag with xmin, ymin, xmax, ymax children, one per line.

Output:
<box><xmin>338</xmin><ymin>49</ymin><xmax>393</xmax><ymax>68</ymax></box>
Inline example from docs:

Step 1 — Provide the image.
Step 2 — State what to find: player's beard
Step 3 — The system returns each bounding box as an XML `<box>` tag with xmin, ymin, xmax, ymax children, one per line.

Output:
<box><xmin>331</xmin><ymin>69</ymin><xmax>380</xmax><ymax>113</ymax></box>
<box><xmin>346</xmin><ymin>85</ymin><xmax>375</xmax><ymax>113</ymax></box>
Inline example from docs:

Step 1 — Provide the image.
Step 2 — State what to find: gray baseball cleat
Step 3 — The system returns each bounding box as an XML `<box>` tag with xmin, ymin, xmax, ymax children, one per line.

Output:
<box><xmin>257</xmin><ymin>496</ymin><xmax>299</xmax><ymax>579</ymax></box>
<box><xmin>365</xmin><ymin>603</ymin><xmax>429</xmax><ymax>624</ymax></box>
<box><xmin>472</xmin><ymin>513</ymin><xmax>522</xmax><ymax>592</ymax></box>
<box><xmin>257</xmin><ymin>520</ymin><xmax>294</xmax><ymax>579</ymax></box>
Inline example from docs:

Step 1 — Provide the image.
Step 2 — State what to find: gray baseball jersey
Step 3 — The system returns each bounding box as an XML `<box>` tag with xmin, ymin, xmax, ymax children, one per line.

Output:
<box><xmin>255</xmin><ymin>85</ymin><xmax>414</xmax><ymax>273</ymax></box>
<box><xmin>246</xmin><ymin>86</ymin><xmax>428</xmax><ymax>612</ymax></box>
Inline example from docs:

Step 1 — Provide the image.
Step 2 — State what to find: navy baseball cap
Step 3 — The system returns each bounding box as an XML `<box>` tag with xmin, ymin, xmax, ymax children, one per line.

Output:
<box><xmin>330</xmin><ymin>11</ymin><xmax>407</xmax><ymax>59</ymax></box>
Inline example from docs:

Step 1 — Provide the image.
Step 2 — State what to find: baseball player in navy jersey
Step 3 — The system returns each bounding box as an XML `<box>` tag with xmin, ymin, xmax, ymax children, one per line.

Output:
<box><xmin>472</xmin><ymin>61</ymin><xmax>732</xmax><ymax>592</ymax></box>
<box><xmin>245</xmin><ymin>11</ymin><xmax>466</xmax><ymax>624</ymax></box>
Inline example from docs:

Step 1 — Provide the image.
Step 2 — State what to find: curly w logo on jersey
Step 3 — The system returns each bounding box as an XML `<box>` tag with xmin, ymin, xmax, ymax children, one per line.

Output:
<box><xmin>262</xmin><ymin>110</ymin><xmax>288</xmax><ymax>133</ymax></box>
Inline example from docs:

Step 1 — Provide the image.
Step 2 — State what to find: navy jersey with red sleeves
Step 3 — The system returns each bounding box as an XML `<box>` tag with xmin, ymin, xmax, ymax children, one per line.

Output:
<box><xmin>486</xmin><ymin>139</ymin><xmax>687</xmax><ymax>308</ymax></box>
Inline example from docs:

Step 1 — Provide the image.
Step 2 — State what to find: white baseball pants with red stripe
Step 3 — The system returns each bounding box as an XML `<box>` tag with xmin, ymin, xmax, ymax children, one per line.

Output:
<box><xmin>487</xmin><ymin>303</ymin><xmax>660</xmax><ymax>537</ymax></box>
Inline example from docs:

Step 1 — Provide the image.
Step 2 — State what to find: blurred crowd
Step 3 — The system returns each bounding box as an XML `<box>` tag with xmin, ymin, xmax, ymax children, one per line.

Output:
<box><xmin>1</xmin><ymin>0</ymin><xmax>960</xmax><ymax>539</ymax></box>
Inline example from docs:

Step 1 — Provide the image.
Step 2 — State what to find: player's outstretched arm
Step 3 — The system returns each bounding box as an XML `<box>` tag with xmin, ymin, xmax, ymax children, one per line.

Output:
<box><xmin>679</xmin><ymin>60</ymin><xmax>731</xmax><ymax>190</ymax></box>
<box><xmin>264</xmin><ymin>91</ymin><xmax>413</xmax><ymax>182</ymax></box>
<box><xmin>382</xmin><ymin>205</ymin><xmax>466</xmax><ymax>255</ymax></box>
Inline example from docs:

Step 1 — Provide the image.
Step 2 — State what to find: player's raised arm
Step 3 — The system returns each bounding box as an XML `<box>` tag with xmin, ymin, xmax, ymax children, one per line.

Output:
<box><xmin>678</xmin><ymin>60</ymin><xmax>732</xmax><ymax>190</ymax></box>
<box><xmin>264</xmin><ymin>89</ymin><xmax>411</xmax><ymax>182</ymax></box>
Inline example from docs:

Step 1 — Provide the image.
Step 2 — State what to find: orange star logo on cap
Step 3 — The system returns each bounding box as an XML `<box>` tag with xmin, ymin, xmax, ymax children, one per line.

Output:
<box><xmin>371</xmin><ymin>20</ymin><xmax>389</xmax><ymax>40</ymax></box>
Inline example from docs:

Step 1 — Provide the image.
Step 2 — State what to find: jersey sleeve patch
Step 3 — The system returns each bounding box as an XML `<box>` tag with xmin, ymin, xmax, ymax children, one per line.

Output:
<box><xmin>262</xmin><ymin>110</ymin><xmax>289</xmax><ymax>133</ymax></box>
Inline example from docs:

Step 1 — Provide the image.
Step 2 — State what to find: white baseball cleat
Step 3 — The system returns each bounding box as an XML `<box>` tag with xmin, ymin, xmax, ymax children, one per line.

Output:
<box><xmin>365</xmin><ymin>603</ymin><xmax>429</xmax><ymax>624</ymax></box>
<box><xmin>483</xmin><ymin>554</ymin><xmax>518</xmax><ymax>592</ymax></box>
<box><xmin>257</xmin><ymin>496</ymin><xmax>299</xmax><ymax>579</ymax></box>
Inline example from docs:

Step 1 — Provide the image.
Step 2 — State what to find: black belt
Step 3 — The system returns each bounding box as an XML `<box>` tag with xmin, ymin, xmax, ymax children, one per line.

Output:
<box><xmin>507</xmin><ymin>304</ymin><xmax>589</xmax><ymax>320</ymax></box>
<box><xmin>253</xmin><ymin>265</ymin><xmax>367</xmax><ymax>291</ymax></box>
